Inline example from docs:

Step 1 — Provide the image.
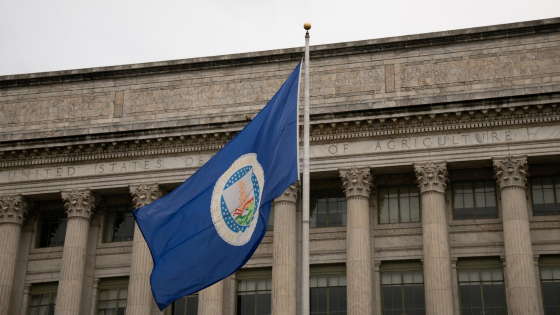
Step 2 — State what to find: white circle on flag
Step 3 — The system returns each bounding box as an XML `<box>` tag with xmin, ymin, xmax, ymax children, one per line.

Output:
<box><xmin>210</xmin><ymin>153</ymin><xmax>265</xmax><ymax>246</ymax></box>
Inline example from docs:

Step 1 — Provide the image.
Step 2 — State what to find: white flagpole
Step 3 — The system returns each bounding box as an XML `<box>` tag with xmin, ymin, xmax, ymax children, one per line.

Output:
<box><xmin>302</xmin><ymin>22</ymin><xmax>311</xmax><ymax>315</ymax></box>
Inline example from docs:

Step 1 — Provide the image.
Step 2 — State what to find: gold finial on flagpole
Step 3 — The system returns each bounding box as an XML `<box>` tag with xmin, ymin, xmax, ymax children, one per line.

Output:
<box><xmin>303</xmin><ymin>22</ymin><xmax>311</xmax><ymax>30</ymax></box>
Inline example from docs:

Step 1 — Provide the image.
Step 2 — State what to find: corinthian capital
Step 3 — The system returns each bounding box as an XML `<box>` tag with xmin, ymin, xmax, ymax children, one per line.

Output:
<box><xmin>340</xmin><ymin>167</ymin><xmax>373</xmax><ymax>198</ymax></box>
<box><xmin>275</xmin><ymin>181</ymin><xmax>300</xmax><ymax>204</ymax></box>
<box><xmin>0</xmin><ymin>195</ymin><xmax>30</xmax><ymax>225</ymax></box>
<box><xmin>493</xmin><ymin>156</ymin><xmax>528</xmax><ymax>189</ymax></box>
<box><xmin>414</xmin><ymin>161</ymin><xmax>448</xmax><ymax>194</ymax></box>
<box><xmin>61</xmin><ymin>189</ymin><xmax>98</xmax><ymax>219</ymax></box>
<box><xmin>129</xmin><ymin>183</ymin><xmax>163</xmax><ymax>209</ymax></box>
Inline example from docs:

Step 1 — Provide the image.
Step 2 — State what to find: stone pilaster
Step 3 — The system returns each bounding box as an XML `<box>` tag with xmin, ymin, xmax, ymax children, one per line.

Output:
<box><xmin>0</xmin><ymin>195</ymin><xmax>29</xmax><ymax>315</ymax></box>
<box><xmin>55</xmin><ymin>189</ymin><xmax>98</xmax><ymax>315</ymax></box>
<box><xmin>198</xmin><ymin>281</ymin><xmax>224</xmax><ymax>315</ymax></box>
<box><xmin>414</xmin><ymin>161</ymin><xmax>454</xmax><ymax>315</ymax></box>
<box><xmin>271</xmin><ymin>182</ymin><xmax>299</xmax><ymax>315</ymax></box>
<box><xmin>126</xmin><ymin>183</ymin><xmax>163</xmax><ymax>315</ymax></box>
<box><xmin>493</xmin><ymin>156</ymin><xmax>540</xmax><ymax>315</ymax></box>
<box><xmin>340</xmin><ymin>167</ymin><xmax>373</xmax><ymax>315</ymax></box>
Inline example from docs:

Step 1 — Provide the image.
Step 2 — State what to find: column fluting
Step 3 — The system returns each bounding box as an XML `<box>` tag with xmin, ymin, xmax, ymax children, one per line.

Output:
<box><xmin>198</xmin><ymin>281</ymin><xmax>224</xmax><ymax>315</ymax></box>
<box><xmin>126</xmin><ymin>183</ymin><xmax>163</xmax><ymax>315</ymax></box>
<box><xmin>271</xmin><ymin>182</ymin><xmax>299</xmax><ymax>315</ymax></box>
<box><xmin>340</xmin><ymin>167</ymin><xmax>373</xmax><ymax>315</ymax></box>
<box><xmin>414</xmin><ymin>161</ymin><xmax>454</xmax><ymax>315</ymax></box>
<box><xmin>493</xmin><ymin>156</ymin><xmax>540</xmax><ymax>315</ymax></box>
<box><xmin>55</xmin><ymin>189</ymin><xmax>98</xmax><ymax>315</ymax></box>
<box><xmin>0</xmin><ymin>195</ymin><xmax>29</xmax><ymax>315</ymax></box>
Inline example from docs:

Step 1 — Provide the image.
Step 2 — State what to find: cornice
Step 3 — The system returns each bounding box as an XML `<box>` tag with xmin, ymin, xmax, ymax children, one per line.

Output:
<box><xmin>1</xmin><ymin>18</ymin><xmax>559</xmax><ymax>87</ymax></box>
<box><xmin>0</xmin><ymin>102</ymin><xmax>559</xmax><ymax>168</ymax></box>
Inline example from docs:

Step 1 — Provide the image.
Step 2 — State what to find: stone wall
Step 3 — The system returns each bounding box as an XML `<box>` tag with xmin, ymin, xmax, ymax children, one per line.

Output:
<box><xmin>1</xmin><ymin>19</ymin><xmax>560</xmax><ymax>142</ymax></box>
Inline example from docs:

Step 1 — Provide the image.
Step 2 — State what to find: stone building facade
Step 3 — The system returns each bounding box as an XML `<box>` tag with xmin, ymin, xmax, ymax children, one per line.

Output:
<box><xmin>1</xmin><ymin>17</ymin><xmax>560</xmax><ymax>315</ymax></box>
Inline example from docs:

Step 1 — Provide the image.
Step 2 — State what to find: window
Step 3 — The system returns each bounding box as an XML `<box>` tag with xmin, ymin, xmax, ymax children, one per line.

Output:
<box><xmin>104</xmin><ymin>206</ymin><xmax>135</xmax><ymax>242</ymax></box>
<box><xmin>452</xmin><ymin>181</ymin><xmax>497</xmax><ymax>220</ymax></box>
<box><xmin>532</xmin><ymin>176</ymin><xmax>560</xmax><ymax>216</ymax></box>
<box><xmin>172</xmin><ymin>293</ymin><xmax>199</xmax><ymax>315</ymax></box>
<box><xmin>310</xmin><ymin>265</ymin><xmax>346</xmax><ymax>315</ymax></box>
<box><xmin>378</xmin><ymin>185</ymin><xmax>420</xmax><ymax>224</ymax></box>
<box><xmin>310</xmin><ymin>190</ymin><xmax>346</xmax><ymax>228</ymax></box>
<box><xmin>540</xmin><ymin>256</ymin><xmax>560</xmax><ymax>315</ymax></box>
<box><xmin>457</xmin><ymin>258</ymin><xmax>506</xmax><ymax>315</ymax></box>
<box><xmin>27</xmin><ymin>282</ymin><xmax>57</xmax><ymax>315</ymax></box>
<box><xmin>381</xmin><ymin>261</ymin><xmax>425</xmax><ymax>315</ymax></box>
<box><xmin>97</xmin><ymin>278</ymin><xmax>128</xmax><ymax>315</ymax></box>
<box><xmin>237</xmin><ymin>269</ymin><xmax>272</xmax><ymax>315</ymax></box>
<box><xmin>38</xmin><ymin>211</ymin><xmax>68</xmax><ymax>248</ymax></box>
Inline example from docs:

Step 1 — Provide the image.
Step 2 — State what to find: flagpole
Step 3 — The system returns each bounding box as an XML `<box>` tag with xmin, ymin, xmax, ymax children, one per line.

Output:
<box><xmin>302</xmin><ymin>22</ymin><xmax>311</xmax><ymax>315</ymax></box>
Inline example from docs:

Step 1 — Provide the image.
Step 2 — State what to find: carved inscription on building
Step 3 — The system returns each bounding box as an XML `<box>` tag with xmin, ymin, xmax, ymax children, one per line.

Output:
<box><xmin>311</xmin><ymin>126</ymin><xmax>560</xmax><ymax>157</ymax></box>
<box><xmin>2</xmin><ymin>126</ymin><xmax>559</xmax><ymax>183</ymax></box>
<box><xmin>0</xmin><ymin>154</ymin><xmax>213</xmax><ymax>183</ymax></box>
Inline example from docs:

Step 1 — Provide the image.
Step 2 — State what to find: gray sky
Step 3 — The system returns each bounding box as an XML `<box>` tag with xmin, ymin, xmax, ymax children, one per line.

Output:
<box><xmin>1</xmin><ymin>0</ymin><xmax>559</xmax><ymax>76</ymax></box>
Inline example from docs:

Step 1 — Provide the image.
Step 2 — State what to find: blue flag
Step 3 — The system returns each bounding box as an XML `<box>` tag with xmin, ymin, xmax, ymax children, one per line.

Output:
<box><xmin>133</xmin><ymin>62</ymin><xmax>302</xmax><ymax>310</ymax></box>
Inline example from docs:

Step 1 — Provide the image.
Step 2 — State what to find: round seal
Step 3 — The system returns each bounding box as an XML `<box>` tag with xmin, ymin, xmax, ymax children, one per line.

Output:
<box><xmin>211</xmin><ymin>153</ymin><xmax>265</xmax><ymax>246</ymax></box>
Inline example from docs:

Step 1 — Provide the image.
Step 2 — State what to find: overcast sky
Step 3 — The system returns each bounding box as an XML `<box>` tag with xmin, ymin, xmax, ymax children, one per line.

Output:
<box><xmin>1</xmin><ymin>0</ymin><xmax>559</xmax><ymax>76</ymax></box>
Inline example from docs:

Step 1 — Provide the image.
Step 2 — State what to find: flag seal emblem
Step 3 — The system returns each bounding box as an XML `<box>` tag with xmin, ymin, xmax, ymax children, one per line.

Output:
<box><xmin>210</xmin><ymin>153</ymin><xmax>265</xmax><ymax>246</ymax></box>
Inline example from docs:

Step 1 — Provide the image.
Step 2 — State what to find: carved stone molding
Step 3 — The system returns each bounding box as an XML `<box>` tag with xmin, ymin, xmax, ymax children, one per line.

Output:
<box><xmin>374</xmin><ymin>228</ymin><xmax>423</xmax><ymax>236</ymax></box>
<box><xmin>310</xmin><ymin>231</ymin><xmax>347</xmax><ymax>240</ymax></box>
<box><xmin>275</xmin><ymin>181</ymin><xmax>300</xmax><ymax>204</ymax></box>
<box><xmin>129</xmin><ymin>183</ymin><xmax>163</xmax><ymax>209</ymax></box>
<box><xmin>1</xmin><ymin>103</ymin><xmax>558</xmax><ymax>169</ymax></box>
<box><xmin>340</xmin><ymin>167</ymin><xmax>373</xmax><ymax>198</ymax></box>
<box><xmin>414</xmin><ymin>161</ymin><xmax>448</xmax><ymax>194</ymax></box>
<box><xmin>61</xmin><ymin>189</ymin><xmax>98</xmax><ymax>219</ymax></box>
<box><xmin>493</xmin><ymin>156</ymin><xmax>529</xmax><ymax>189</ymax></box>
<box><xmin>0</xmin><ymin>194</ymin><xmax>30</xmax><ymax>225</ymax></box>
<box><xmin>29</xmin><ymin>251</ymin><xmax>64</xmax><ymax>260</ymax></box>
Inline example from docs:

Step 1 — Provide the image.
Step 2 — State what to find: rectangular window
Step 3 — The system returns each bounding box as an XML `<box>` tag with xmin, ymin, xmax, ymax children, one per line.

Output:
<box><xmin>378</xmin><ymin>185</ymin><xmax>420</xmax><ymax>224</ymax></box>
<box><xmin>381</xmin><ymin>261</ymin><xmax>425</xmax><ymax>315</ymax></box>
<box><xmin>310</xmin><ymin>190</ymin><xmax>346</xmax><ymax>228</ymax></box>
<box><xmin>28</xmin><ymin>282</ymin><xmax>57</xmax><ymax>315</ymax></box>
<box><xmin>172</xmin><ymin>293</ymin><xmax>199</xmax><ymax>315</ymax></box>
<box><xmin>104</xmin><ymin>205</ymin><xmax>135</xmax><ymax>243</ymax></box>
<box><xmin>97</xmin><ymin>277</ymin><xmax>128</xmax><ymax>315</ymax></box>
<box><xmin>452</xmin><ymin>181</ymin><xmax>497</xmax><ymax>220</ymax></box>
<box><xmin>310</xmin><ymin>265</ymin><xmax>346</xmax><ymax>315</ymax></box>
<box><xmin>237</xmin><ymin>269</ymin><xmax>272</xmax><ymax>315</ymax></box>
<box><xmin>38</xmin><ymin>211</ymin><xmax>68</xmax><ymax>248</ymax></box>
<box><xmin>457</xmin><ymin>258</ymin><xmax>506</xmax><ymax>315</ymax></box>
<box><xmin>531</xmin><ymin>176</ymin><xmax>560</xmax><ymax>216</ymax></box>
<box><xmin>540</xmin><ymin>256</ymin><xmax>560</xmax><ymax>315</ymax></box>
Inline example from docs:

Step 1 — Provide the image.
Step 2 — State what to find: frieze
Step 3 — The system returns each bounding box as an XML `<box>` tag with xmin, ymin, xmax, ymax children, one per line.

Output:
<box><xmin>449</xmin><ymin>224</ymin><xmax>504</xmax><ymax>232</ymax></box>
<box><xmin>310</xmin><ymin>231</ymin><xmax>346</xmax><ymax>240</ymax></box>
<box><xmin>530</xmin><ymin>221</ymin><xmax>560</xmax><ymax>229</ymax></box>
<box><xmin>96</xmin><ymin>246</ymin><xmax>133</xmax><ymax>255</ymax></box>
<box><xmin>0</xmin><ymin>103</ymin><xmax>559</xmax><ymax>168</ymax></box>
<box><xmin>29</xmin><ymin>251</ymin><xmax>63</xmax><ymax>260</ymax></box>
<box><xmin>397</xmin><ymin>47</ymin><xmax>560</xmax><ymax>92</ymax></box>
<box><xmin>374</xmin><ymin>228</ymin><xmax>423</xmax><ymax>236</ymax></box>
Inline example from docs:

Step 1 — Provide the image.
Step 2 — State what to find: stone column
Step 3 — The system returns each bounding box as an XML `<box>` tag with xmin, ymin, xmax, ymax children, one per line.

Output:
<box><xmin>271</xmin><ymin>182</ymin><xmax>299</xmax><ymax>315</ymax></box>
<box><xmin>493</xmin><ymin>156</ymin><xmax>540</xmax><ymax>315</ymax></box>
<box><xmin>20</xmin><ymin>283</ymin><xmax>32</xmax><ymax>315</ymax></box>
<box><xmin>198</xmin><ymin>281</ymin><xmax>224</xmax><ymax>315</ymax></box>
<box><xmin>56</xmin><ymin>189</ymin><xmax>98</xmax><ymax>315</ymax></box>
<box><xmin>126</xmin><ymin>183</ymin><xmax>163</xmax><ymax>315</ymax></box>
<box><xmin>414</xmin><ymin>161</ymin><xmax>453</xmax><ymax>315</ymax></box>
<box><xmin>340</xmin><ymin>167</ymin><xmax>373</xmax><ymax>315</ymax></box>
<box><xmin>0</xmin><ymin>195</ymin><xmax>29</xmax><ymax>315</ymax></box>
